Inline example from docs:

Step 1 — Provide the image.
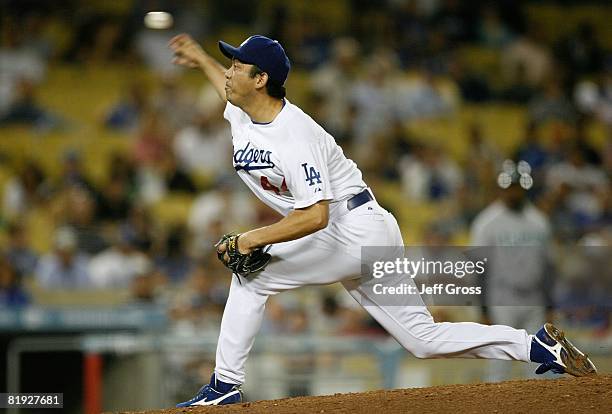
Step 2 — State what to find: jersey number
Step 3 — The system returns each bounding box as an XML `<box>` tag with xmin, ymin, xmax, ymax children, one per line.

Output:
<box><xmin>302</xmin><ymin>163</ymin><xmax>322</xmax><ymax>186</ymax></box>
<box><xmin>261</xmin><ymin>176</ymin><xmax>288</xmax><ymax>195</ymax></box>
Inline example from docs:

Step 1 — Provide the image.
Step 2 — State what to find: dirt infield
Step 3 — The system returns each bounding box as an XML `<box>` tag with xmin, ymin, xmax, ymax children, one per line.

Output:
<box><xmin>116</xmin><ymin>375</ymin><xmax>611</xmax><ymax>414</ymax></box>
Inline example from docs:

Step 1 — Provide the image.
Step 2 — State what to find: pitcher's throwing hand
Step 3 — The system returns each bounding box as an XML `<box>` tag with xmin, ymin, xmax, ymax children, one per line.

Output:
<box><xmin>169</xmin><ymin>34</ymin><xmax>205</xmax><ymax>68</ymax></box>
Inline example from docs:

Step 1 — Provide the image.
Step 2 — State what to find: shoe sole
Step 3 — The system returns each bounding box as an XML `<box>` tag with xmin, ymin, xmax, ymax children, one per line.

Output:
<box><xmin>544</xmin><ymin>323</ymin><xmax>598</xmax><ymax>377</ymax></box>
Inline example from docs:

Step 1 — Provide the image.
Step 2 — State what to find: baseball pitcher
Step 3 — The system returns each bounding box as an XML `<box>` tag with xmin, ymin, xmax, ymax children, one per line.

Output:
<box><xmin>169</xmin><ymin>34</ymin><xmax>596</xmax><ymax>406</ymax></box>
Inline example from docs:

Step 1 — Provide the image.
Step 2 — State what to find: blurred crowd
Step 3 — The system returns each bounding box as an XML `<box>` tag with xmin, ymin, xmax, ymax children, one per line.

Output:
<box><xmin>0</xmin><ymin>0</ymin><xmax>611</xmax><ymax>340</ymax></box>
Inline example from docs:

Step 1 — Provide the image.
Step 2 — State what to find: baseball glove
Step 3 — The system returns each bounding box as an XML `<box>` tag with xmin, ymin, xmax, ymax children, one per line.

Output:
<box><xmin>215</xmin><ymin>233</ymin><xmax>271</xmax><ymax>276</ymax></box>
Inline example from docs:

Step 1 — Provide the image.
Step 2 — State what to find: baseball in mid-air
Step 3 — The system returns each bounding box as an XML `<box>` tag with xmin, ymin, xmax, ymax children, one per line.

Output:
<box><xmin>144</xmin><ymin>11</ymin><xmax>173</xmax><ymax>29</ymax></box>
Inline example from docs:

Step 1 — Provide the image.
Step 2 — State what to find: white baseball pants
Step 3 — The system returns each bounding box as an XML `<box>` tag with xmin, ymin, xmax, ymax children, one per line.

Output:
<box><xmin>214</xmin><ymin>200</ymin><xmax>531</xmax><ymax>384</ymax></box>
<box><xmin>486</xmin><ymin>306</ymin><xmax>545</xmax><ymax>382</ymax></box>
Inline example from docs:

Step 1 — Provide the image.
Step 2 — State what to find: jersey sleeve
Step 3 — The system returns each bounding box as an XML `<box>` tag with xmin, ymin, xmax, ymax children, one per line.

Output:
<box><xmin>282</xmin><ymin>139</ymin><xmax>334</xmax><ymax>209</ymax></box>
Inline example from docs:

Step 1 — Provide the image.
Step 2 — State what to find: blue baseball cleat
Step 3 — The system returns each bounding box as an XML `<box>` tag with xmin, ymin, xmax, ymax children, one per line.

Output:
<box><xmin>176</xmin><ymin>374</ymin><xmax>243</xmax><ymax>407</ymax></box>
<box><xmin>530</xmin><ymin>323</ymin><xmax>597</xmax><ymax>377</ymax></box>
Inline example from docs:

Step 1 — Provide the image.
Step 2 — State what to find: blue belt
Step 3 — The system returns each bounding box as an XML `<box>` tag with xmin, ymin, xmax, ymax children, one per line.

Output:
<box><xmin>347</xmin><ymin>189</ymin><xmax>373</xmax><ymax>211</ymax></box>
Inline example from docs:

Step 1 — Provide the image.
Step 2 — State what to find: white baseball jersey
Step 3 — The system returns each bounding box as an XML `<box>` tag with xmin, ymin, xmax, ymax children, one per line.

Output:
<box><xmin>470</xmin><ymin>200</ymin><xmax>551</xmax><ymax>303</ymax></box>
<box><xmin>214</xmin><ymin>99</ymin><xmax>532</xmax><ymax>386</ymax></box>
<box><xmin>224</xmin><ymin>99</ymin><xmax>366</xmax><ymax>216</ymax></box>
<box><xmin>470</xmin><ymin>201</ymin><xmax>550</xmax><ymax>247</ymax></box>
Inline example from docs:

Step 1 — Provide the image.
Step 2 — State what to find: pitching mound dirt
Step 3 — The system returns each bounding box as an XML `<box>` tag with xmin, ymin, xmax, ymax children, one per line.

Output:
<box><xmin>114</xmin><ymin>375</ymin><xmax>611</xmax><ymax>414</ymax></box>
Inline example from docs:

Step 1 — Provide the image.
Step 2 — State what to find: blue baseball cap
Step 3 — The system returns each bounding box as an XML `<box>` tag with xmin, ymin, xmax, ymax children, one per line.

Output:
<box><xmin>219</xmin><ymin>35</ymin><xmax>291</xmax><ymax>85</ymax></box>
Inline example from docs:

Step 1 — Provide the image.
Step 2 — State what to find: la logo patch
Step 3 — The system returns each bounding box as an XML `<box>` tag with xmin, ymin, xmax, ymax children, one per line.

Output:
<box><xmin>302</xmin><ymin>163</ymin><xmax>322</xmax><ymax>186</ymax></box>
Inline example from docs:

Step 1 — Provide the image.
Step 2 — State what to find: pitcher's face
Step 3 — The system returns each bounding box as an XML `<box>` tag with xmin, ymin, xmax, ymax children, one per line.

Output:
<box><xmin>225</xmin><ymin>59</ymin><xmax>258</xmax><ymax>105</ymax></box>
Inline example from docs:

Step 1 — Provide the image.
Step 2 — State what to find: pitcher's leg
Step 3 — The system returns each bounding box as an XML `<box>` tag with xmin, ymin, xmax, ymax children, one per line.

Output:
<box><xmin>487</xmin><ymin>306</ymin><xmax>524</xmax><ymax>381</ymax></box>
<box><xmin>215</xmin><ymin>276</ymin><xmax>269</xmax><ymax>384</ymax></box>
<box><xmin>215</xmin><ymin>235</ymin><xmax>363</xmax><ymax>385</ymax></box>
<box><xmin>342</xmin><ymin>279</ymin><xmax>531</xmax><ymax>361</ymax></box>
